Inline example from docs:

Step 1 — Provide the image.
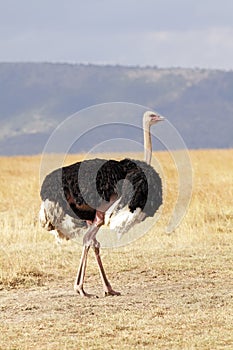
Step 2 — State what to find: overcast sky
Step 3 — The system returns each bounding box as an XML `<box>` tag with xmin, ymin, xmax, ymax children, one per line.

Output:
<box><xmin>1</xmin><ymin>0</ymin><xmax>233</xmax><ymax>70</ymax></box>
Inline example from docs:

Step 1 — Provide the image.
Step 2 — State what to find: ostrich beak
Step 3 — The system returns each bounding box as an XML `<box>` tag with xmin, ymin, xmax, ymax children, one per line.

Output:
<box><xmin>158</xmin><ymin>115</ymin><xmax>165</xmax><ymax>121</ymax></box>
<box><xmin>152</xmin><ymin>115</ymin><xmax>165</xmax><ymax>122</ymax></box>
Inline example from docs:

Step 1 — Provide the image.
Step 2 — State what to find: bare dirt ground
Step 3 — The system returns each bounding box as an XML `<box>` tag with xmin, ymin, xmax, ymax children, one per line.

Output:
<box><xmin>1</xmin><ymin>239</ymin><xmax>233</xmax><ymax>350</ymax></box>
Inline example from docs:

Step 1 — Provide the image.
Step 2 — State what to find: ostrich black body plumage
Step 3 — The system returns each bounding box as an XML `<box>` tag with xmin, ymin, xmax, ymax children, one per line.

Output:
<box><xmin>118</xmin><ymin>159</ymin><xmax>162</xmax><ymax>217</ymax></box>
<box><xmin>40</xmin><ymin>158</ymin><xmax>162</xmax><ymax>226</ymax></box>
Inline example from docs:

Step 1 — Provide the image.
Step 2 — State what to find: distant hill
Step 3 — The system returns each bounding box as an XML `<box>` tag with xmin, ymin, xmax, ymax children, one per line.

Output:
<box><xmin>0</xmin><ymin>62</ymin><xmax>232</xmax><ymax>155</ymax></box>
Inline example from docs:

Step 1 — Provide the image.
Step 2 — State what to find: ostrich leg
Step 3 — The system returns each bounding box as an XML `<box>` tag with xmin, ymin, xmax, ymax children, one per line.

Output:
<box><xmin>93</xmin><ymin>246</ymin><xmax>121</xmax><ymax>296</ymax></box>
<box><xmin>91</xmin><ymin>201</ymin><xmax>121</xmax><ymax>296</ymax></box>
<box><xmin>74</xmin><ymin>245</ymin><xmax>91</xmax><ymax>297</ymax></box>
<box><xmin>74</xmin><ymin>224</ymin><xmax>100</xmax><ymax>297</ymax></box>
<box><xmin>74</xmin><ymin>196</ymin><xmax>120</xmax><ymax>297</ymax></box>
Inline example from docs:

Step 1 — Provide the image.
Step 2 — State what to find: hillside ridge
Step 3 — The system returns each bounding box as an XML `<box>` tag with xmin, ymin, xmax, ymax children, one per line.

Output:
<box><xmin>0</xmin><ymin>62</ymin><xmax>232</xmax><ymax>154</ymax></box>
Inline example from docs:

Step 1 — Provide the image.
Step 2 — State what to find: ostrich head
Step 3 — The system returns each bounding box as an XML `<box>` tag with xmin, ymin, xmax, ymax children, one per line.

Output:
<box><xmin>143</xmin><ymin>111</ymin><xmax>165</xmax><ymax>127</ymax></box>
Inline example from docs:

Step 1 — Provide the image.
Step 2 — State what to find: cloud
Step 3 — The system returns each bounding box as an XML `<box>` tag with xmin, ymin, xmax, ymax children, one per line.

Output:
<box><xmin>139</xmin><ymin>27</ymin><xmax>233</xmax><ymax>69</ymax></box>
<box><xmin>0</xmin><ymin>0</ymin><xmax>233</xmax><ymax>69</ymax></box>
<box><xmin>1</xmin><ymin>26</ymin><xmax>233</xmax><ymax>70</ymax></box>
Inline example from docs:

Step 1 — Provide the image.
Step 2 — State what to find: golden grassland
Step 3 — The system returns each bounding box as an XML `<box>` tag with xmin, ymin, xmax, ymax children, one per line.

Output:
<box><xmin>0</xmin><ymin>149</ymin><xmax>233</xmax><ymax>349</ymax></box>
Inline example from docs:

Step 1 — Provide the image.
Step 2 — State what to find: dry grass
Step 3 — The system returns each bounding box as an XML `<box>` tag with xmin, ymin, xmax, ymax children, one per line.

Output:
<box><xmin>0</xmin><ymin>150</ymin><xmax>233</xmax><ymax>349</ymax></box>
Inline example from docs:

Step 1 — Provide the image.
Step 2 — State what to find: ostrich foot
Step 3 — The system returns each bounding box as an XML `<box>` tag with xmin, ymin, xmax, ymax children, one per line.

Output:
<box><xmin>103</xmin><ymin>288</ymin><xmax>121</xmax><ymax>297</ymax></box>
<box><xmin>74</xmin><ymin>286</ymin><xmax>98</xmax><ymax>298</ymax></box>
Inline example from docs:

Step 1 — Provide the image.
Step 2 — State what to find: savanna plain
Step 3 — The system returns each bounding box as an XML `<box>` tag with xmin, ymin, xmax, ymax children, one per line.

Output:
<box><xmin>0</xmin><ymin>150</ymin><xmax>232</xmax><ymax>350</ymax></box>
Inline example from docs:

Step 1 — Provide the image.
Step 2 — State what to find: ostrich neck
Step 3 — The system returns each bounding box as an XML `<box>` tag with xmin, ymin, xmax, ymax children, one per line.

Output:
<box><xmin>143</xmin><ymin>122</ymin><xmax>152</xmax><ymax>165</ymax></box>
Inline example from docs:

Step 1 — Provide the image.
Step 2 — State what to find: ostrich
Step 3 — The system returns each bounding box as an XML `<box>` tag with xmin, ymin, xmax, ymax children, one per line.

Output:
<box><xmin>39</xmin><ymin>111</ymin><xmax>164</xmax><ymax>297</ymax></box>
